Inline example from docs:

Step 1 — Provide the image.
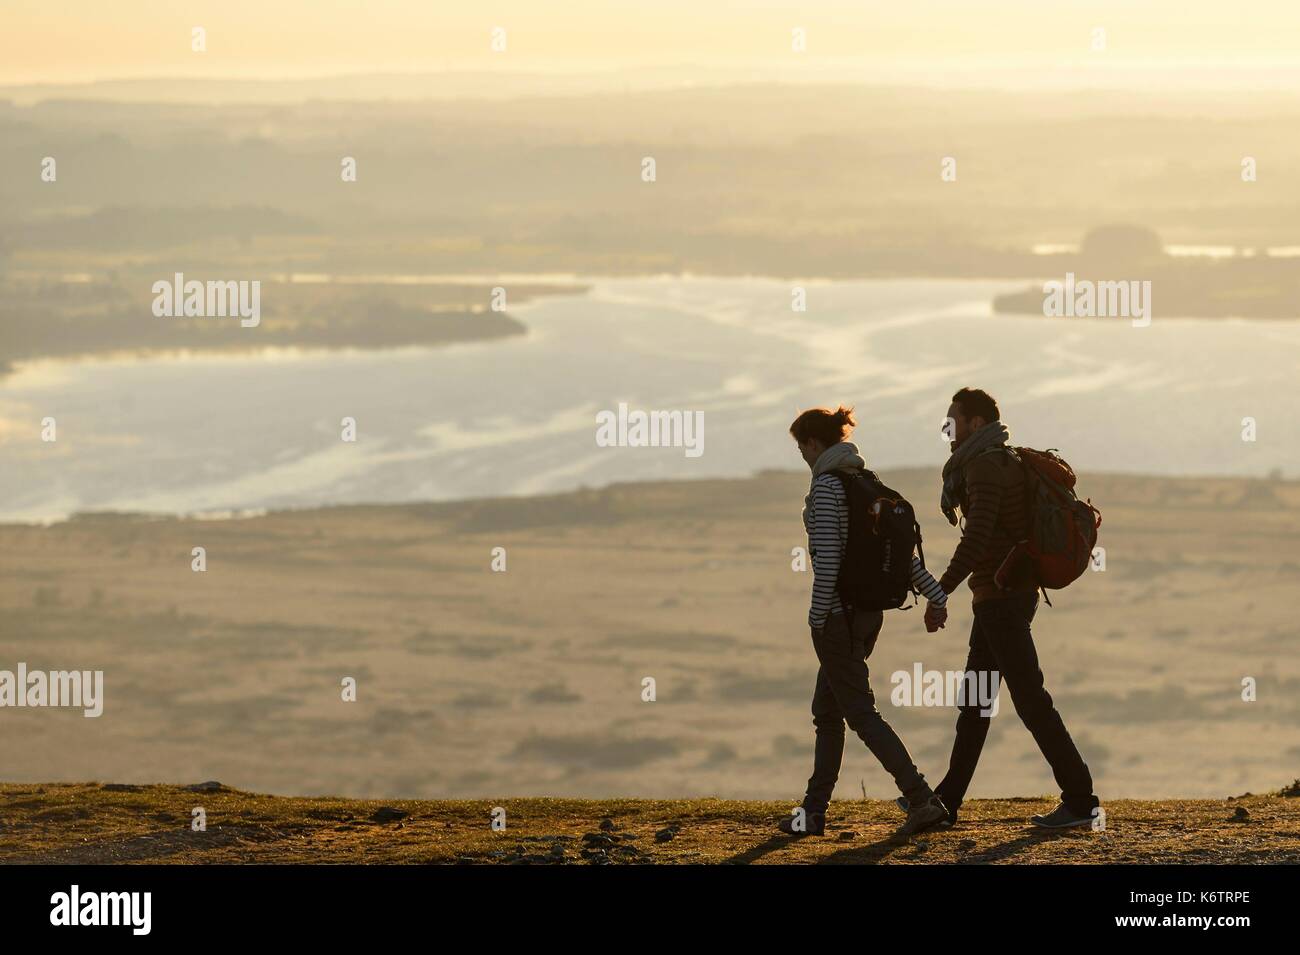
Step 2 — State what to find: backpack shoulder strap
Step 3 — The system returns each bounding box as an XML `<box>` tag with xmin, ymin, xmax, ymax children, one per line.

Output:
<box><xmin>979</xmin><ymin>445</ymin><xmax>1019</xmax><ymax>467</ymax></box>
<box><xmin>829</xmin><ymin>466</ymin><xmax>869</xmax><ymax>488</ymax></box>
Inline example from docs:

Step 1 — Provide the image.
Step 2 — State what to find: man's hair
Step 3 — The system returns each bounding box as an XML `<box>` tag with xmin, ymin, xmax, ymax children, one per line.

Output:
<box><xmin>789</xmin><ymin>405</ymin><xmax>856</xmax><ymax>445</ymax></box>
<box><xmin>951</xmin><ymin>387</ymin><xmax>1000</xmax><ymax>423</ymax></box>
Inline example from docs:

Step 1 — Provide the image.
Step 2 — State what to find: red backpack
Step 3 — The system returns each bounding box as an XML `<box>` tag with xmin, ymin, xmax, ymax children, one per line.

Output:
<box><xmin>993</xmin><ymin>447</ymin><xmax>1102</xmax><ymax>597</ymax></box>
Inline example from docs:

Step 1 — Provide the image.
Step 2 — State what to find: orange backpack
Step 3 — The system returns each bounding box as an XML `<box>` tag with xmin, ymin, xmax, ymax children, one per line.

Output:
<box><xmin>993</xmin><ymin>447</ymin><xmax>1102</xmax><ymax>597</ymax></box>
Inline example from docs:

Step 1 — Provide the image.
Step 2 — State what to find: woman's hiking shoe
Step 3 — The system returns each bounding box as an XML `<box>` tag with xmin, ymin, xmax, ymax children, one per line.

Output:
<box><xmin>895</xmin><ymin>796</ymin><xmax>950</xmax><ymax>837</ymax></box>
<box><xmin>896</xmin><ymin>795</ymin><xmax>956</xmax><ymax>828</ymax></box>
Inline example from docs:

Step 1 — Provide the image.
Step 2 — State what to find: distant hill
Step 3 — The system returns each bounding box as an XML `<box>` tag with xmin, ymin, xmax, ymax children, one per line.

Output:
<box><xmin>0</xmin><ymin>277</ymin><xmax>577</xmax><ymax>372</ymax></box>
<box><xmin>993</xmin><ymin>226</ymin><xmax>1300</xmax><ymax>319</ymax></box>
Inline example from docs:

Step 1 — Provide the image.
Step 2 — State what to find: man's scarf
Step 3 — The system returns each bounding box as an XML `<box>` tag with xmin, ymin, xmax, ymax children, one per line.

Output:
<box><xmin>939</xmin><ymin>421</ymin><xmax>1011</xmax><ymax>526</ymax></box>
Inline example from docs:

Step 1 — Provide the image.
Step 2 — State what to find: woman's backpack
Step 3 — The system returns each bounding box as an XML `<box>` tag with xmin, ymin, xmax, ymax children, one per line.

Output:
<box><xmin>831</xmin><ymin>468</ymin><xmax>923</xmax><ymax>612</ymax></box>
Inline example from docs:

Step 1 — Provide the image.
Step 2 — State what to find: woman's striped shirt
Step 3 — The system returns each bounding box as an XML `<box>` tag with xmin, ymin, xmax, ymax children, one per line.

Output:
<box><xmin>804</xmin><ymin>473</ymin><xmax>947</xmax><ymax>630</ymax></box>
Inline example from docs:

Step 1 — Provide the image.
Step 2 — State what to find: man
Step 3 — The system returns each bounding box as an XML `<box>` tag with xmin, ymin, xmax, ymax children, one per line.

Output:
<box><xmin>915</xmin><ymin>387</ymin><xmax>1101</xmax><ymax>829</ymax></box>
<box><xmin>779</xmin><ymin>405</ymin><xmax>950</xmax><ymax>838</ymax></box>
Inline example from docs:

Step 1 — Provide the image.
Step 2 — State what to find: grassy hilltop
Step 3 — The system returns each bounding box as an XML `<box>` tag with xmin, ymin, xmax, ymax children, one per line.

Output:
<box><xmin>3</xmin><ymin>782</ymin><xmax>1298</xmax><ymax>864</ymax></box>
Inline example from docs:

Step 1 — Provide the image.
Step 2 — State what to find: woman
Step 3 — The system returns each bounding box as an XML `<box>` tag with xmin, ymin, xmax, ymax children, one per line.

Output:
<box><xmin>780</xmin><ymin>405</ymin><xmax>949</xmax><ymax>837</ymax></box>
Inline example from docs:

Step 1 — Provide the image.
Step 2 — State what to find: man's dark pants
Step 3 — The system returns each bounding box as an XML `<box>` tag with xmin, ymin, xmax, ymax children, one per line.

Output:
<box><xmin>936</xmin><ymin>591</ymin><xmax>1098</xmax><ymax>818</ymax></box>
<box><xmin>803</xmin><ymin>610</ymin><xmax>933</xmax><ymax>814</ymax></box>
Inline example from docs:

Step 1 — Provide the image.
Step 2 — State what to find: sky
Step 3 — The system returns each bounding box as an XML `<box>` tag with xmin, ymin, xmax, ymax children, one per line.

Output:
<box><xmin>4</xmin><ymin>0</ymin><xmax>1300</xmax><ymax>88</ymax></box>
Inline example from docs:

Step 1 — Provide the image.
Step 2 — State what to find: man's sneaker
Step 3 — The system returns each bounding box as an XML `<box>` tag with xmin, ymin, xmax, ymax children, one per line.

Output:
<box><xmin>896</xmin><ymin>795</ymin><xmax>956</xmax><ymax>828</ymax></box>
<box><xmin>778</xmin><ymin>810</ymin><xmax>825</xmax><ymax>836</ymax></box>
<box><xmin>1030</xmin><ymin>802</ymin><xmax>1096</xmax><ymax>829</ymax></box>
<box><xmin>895</xmin><ymin>796</ymin><xmax>950</xmax><ymax>837</ymax></box>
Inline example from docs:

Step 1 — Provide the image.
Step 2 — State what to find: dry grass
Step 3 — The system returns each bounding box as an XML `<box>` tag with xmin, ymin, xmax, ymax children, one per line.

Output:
<box><xmin>3</xmin><ymin>782</ymin><xmax>1298</xmax><ymax>865</ymax></box>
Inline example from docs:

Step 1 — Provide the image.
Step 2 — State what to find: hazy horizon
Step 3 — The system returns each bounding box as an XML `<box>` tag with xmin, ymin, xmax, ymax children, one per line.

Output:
<box><xmin>9</xmin><ymin>0</ymin><xmax>1300</xmax><ymax>92</ymax></box>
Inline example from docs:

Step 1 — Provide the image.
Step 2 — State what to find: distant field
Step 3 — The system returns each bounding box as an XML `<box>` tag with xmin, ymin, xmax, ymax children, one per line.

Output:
<box><xmin>8</xmin><ymin>85</ymin><xmax>1300</xmax><ymax>280</ymax></box>
<box><xmin>3</xmin><ymin>783</ymin><xmax>1297</xmax><ymax>864</ymax></box>
<box><xmin>1</xmin><ymin>470</ymin><xmax>1297</xmax><ymax>802</ymax></box>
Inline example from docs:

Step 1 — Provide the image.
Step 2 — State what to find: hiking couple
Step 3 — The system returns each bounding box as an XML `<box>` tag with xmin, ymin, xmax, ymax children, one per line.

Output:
<box><xmin>781</xmin><ymin>388</ymin><xmax>1102</xmax><ymax>838</ymax></box>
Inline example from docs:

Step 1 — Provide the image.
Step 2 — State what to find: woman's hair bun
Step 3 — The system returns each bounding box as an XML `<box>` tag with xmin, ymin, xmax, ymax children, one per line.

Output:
<box><xmin>789</xmin><ymin>404</ymin><xmax>856</xmax><ymax>445</ymax></box>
